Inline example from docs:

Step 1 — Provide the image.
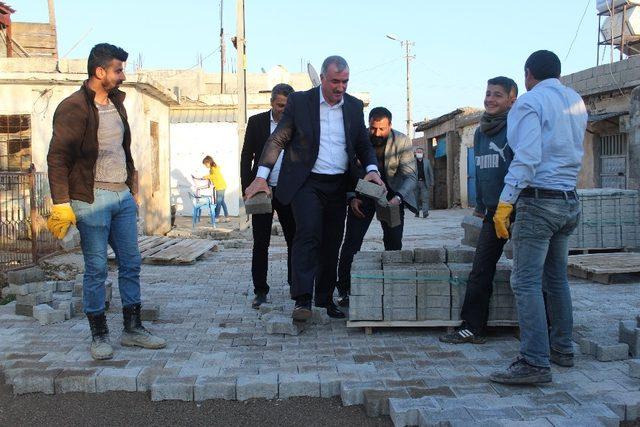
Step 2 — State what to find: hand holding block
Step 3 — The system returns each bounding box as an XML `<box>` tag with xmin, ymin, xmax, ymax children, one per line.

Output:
<box><xmin>355</xmin><ymin>179</ymin><xmax>386</xmax><ymax>201</ymax></box>
<box><xmin>376</xmin><ymin>200</ymin><xmax>401</xmax><ymax>228</ymax></box>
<box><xmin>245</xmin><ymin>192</ymin><xmax>272</xmax><ymax>215</ymax></box>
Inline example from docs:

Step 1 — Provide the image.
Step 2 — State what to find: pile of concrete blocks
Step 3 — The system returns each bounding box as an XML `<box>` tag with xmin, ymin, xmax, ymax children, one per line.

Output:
<box><xmin>567</xmin><ymin>189</ymin><xmax>639</xmax><ymax>249</ymax></box>
<box><xmin>6</xmin><ymin>266</ymin><xmax>73</xmax><ymax>325</ymax></box>
<box><xmin>460</xmin><ymin>214</ymin><xmax>483</xmax><ymax>247</ymax></box>
<box><xmin>349</xmin><ymin>246</ymin><xmax>518</xmax><ymax>323</ymax></box>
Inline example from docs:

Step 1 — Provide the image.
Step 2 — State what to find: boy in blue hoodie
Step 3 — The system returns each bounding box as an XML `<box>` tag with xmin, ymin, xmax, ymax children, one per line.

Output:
<box><xmin>440</xmin><ymin>76</ymin><xmax>517</xmax><ymax>344</ymax></box>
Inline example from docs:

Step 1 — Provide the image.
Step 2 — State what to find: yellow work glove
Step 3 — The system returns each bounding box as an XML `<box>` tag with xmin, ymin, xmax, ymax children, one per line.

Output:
<box><xmin>493</xmin><ymin>201</ymin><xmax>513</xmax><ymax>239</ymax></box>
<box><xmin>47</xmin><ymin>203</ymin><xmax>77</xmax><ymax>239</ymax></box>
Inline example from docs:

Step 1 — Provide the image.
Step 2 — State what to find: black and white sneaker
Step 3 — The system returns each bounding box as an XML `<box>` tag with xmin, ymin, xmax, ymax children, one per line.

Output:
<box><xmin>439</xmin><ymin>328</ymin><xmax>486</xmax><ymax>344</ymax></box>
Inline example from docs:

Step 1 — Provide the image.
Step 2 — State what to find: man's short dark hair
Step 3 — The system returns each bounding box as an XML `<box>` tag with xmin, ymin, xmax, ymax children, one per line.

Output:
<box><xmin>487</xmin><ymin>76</ymin><xmax>518</xmax><ymax>97</ymax></box>
<box><xmin>524</xmin><ymin>50</ymin><xmax>561</xmax><ymax>81</ymax></box>
<box><xmin>271</xmin><ymin>83</ymin><xmax>294</xmax><ymax>100</ymax></box>
<box><xmin>321</xmin><ymin>55</ymin><xmax>349</xmax><ymax>75</ymax></box>
<box><xmin>88</xmin><ymin>43</ymin><xmax>128</xmax><ymax>77</ymax></box>
<box><xmin>369</xmin><ymin>107</ymin><xmax>392</xmax><ymax>122</ymax></box>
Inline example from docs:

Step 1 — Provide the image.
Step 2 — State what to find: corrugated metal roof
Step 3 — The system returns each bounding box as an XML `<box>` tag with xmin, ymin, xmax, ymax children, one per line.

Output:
<box><xmin>170</xmin><ymin>108</ymin><xmax>237</xmax><ymax>124</ymax></box>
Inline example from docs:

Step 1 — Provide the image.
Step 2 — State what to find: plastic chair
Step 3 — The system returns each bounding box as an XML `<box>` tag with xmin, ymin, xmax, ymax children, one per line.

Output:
<box><xmin>189</xmin><ymin>178</ymin><xmax>216</xmax><ymax>228</ymax></box>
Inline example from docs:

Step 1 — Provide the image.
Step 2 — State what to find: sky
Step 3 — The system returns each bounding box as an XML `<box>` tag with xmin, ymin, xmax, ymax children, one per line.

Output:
<box><xmin>16</xmin><ymin>0</ymin><xmax>602</xmax><ymax>134</ymax></box>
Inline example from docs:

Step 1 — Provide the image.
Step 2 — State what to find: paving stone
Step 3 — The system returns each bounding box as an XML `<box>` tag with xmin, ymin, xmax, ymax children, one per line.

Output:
<box><xmin>140</xmin><ymin>303</ymin><xmax>160</xmax><ymax>321</ymax></box>
<box><xmin>236</xmin><ymin>374</ymin><xmax>278</xmax><ymax>401</ymax></box>
<box><xmin>383</xmin><ymin>307</ymin><xmax>417</xmax><ymax>321</ymax></box>
<box><xmin>96</xmin><ymin>367</ymin><xmax>142</xmax><ymax>392</ymax></box>
<box><xmin>245</xmin><ymin>192</ymin><xmax>272</xmax><ymax>215</ymax></box>
<box><xmin>16</xmin><ymin>291</ymin><xmax>54</xmax><ymax>306</ymax></box>
<box><xmin>618</xmin><ymin>320</ymin><xmax>640</xmax><ymax>357</ymax></box>
<box><xmin>7</xmin><ymin>266</ymin><xmax>45</xmax><ymax>285</ymax></box>
<box><xmin>263</xmin><ymin>312</ymin><xmax>304</xmax><ymax>335</ymax></box>
<box><xmin>388</xmin><ymin>396</ymin><xmax>440</xmax><ymax>427</ymax></box>
<box><xmin>278</xmin><ymin>373</ymin><xmax>320</xmax><ymax>398</ymax></box>
<box><xmin>33</xmin><ymin>304</ymin><xmax>65</xmax><ymax>325</ymax></box>
<box><xmin>461</xmin><ymin>214</ymin><xmax>483</xmax><ymax>247</ymax></box>
<box><xmin>376</xmin><ymin>202</ymin><xmax>402</xmax><ymax>228</ymax></box>
<box><xmin>413</xmin><ymin>247</ymin><xmax>446</xmax><ymax>264</ymax></box>
<box><xmin>596</xmin><ymin>343</ymin><xmax>629</xmax><ymax>362</ymax></box>
<box><xmin>445</xmin><ymin>245</ymin><xmax>476</xmax><ymax>263</ymax></box>
<box><xmin>11</xmin><ymin>369</ymin><xmax>61</xmax><ymax>395</ymax></box>
<box><xmin>356</xmin><ymin>178</ymin><xmax>386</xmax><ymax>200</ymax></box>
<box><xmin>319</xmin><ymin>372</ymin><xmax>358</xmax><ymax>398</ymax></box>
<box><xmin>136</xmin><ymin>367</ymin><xmax>181</xmax><ymax>392</ymax></box>
<box><xmin>72</xmin><ymin>282</ymin><xmax>83</xmax><ymax>298</ymax></box>
<box><xmin>54</xmin><ymin>369</ymin><xmax>100</xmax><ymax>393</ymax></box>
<box><xmin>579</xmin><ymin>337</ymin><xmax>598</xmax><ymax>356</ymax></box>
<box><xmin>602</xmin><ymin>390</ymin><xmax>640</xmax><ymax>421</ymax></box>
<box><xmin>151</xmin><ymin>376</ymin><xmax>196</xmax><ymax>401</ymax></box>
<box><xmin>340</xmin><ymin>380</ymin><xmax>385</xmax><ymax>406</ymax></box>
<box><xmin>363</xmin><ymin>388</ymin><xmax>410</xmax><ymax>417</ymax></box>
<box><xmin>14</xmin><ymin>304</ymin><xmax>33</xmax><ymax>317</ymax></box>
<box><xmin>382</xmin><ymin>250</ymin><xmax>414</xmax><ymax>264</ymax></box>
<box><xmin>418</xmin><ymin>406</ymin><xmax>474</xmax><ymax>425</ymax></box>
<box><xmin>194</xmin><ymin>376</ymin><xmax>236</xmax><ymax>401</ymax></box>
<box><xmin>467</xmin><ymin>406</ymin><xmax>523</xmax><ymax>422</ymax></box>
<box><xmin>51</xmin><ymin>300</ymin><xmax>74</xmax><ymax>320</ymax></box>
<box><xmin>629</xmin><ymin>359</ymin><xmax>640</xmax><ymax>379</ymax></box>
<box><xmin>56</xmin><ymin>281</ymin><xmax>74</xmax><ymax>293</ymax></box>
<box><xmin>513</xmin><ymin>404</ymin><xmax>567</xmax><ymax>419</ymax></box>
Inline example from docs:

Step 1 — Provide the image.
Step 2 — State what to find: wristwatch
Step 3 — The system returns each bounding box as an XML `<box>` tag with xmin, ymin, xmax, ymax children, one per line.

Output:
<box><xmin>393</xmin><ymin>195</ymin><xmax>402</xmax><ymax>202</ymax></box>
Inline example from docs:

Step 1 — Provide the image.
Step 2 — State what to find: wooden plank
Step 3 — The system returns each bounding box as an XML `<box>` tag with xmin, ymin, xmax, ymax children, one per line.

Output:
<box><xmin>173</xmin><ymin>240</ymin><xmax>217</xmax><ymax>263</ymax></box>
<box><xmin>170</xmin><ymin>239</ymin><xmax>212</xmax><ymax>264</ymax></box>
<box><xmin>12</xmin><ymin>35</ymin><xmax>57</xmax><ymax>49</ymax></box>
<box><xmin>568</xmin><ymin>253</ymin><xmax>640</xmax><ymax>274</ymax></box>
<box><xmin>12</xmin><ymin>22</ymin><xmax>55</xmax><ymax>34</ymax></box>
<box><xmin>140</xmin><ymin>239</ymin><xmax>180</xmax><ymax>259</ymax></box>
<box><xmin>145</xmin><ymin>238</ymin><xmax>197</xmax><ymax>264</ymax></box>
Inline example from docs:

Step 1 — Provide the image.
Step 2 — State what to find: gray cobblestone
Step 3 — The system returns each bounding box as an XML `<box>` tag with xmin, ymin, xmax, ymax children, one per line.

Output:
<box><xmin>278</xmin><ymin>373</ymin><xmax>320</xmax><ymax>398</ymax></box>
<box><xmin>54</xmin><ymin>369</ymin><xmax>100</xmax><ymax>393</ymax></box>
<box><xmin>236</xmin><ymin>374</ymin><xmax>278</xmax><ymax>401</ymax></box>
<box><xmin>7</xmin><ymin>266</ymin><xmax>44</xmax><ymax>285</ymax></box>
<box><xmin>389</xmin><ymin>397</ymin><xmax>440</xmax><ymax>427</ymax></box>
<box><xmin>618</xmin><ymin>320</ymin><xmax>640</xmax><ymax>357</ymax></box>
<box><xmin>194</xmin><ymin>376</ymin><xmax>236</xmax><ymax>401</ymax></box>
<box><xmin>151</xmin><ymin>376</ymin><xmax>196</xmax><ymax>401</ymax></box>
<box><xmin>413</xmin><ymin>248</ymin><xmax>446</xmax><ymax>264</ymax></box>
<box><xmin>11</xmin><ymin>369</ymin><xmax>61</xmax><ymax>395</ymax></box>
<box><xmin>596</xmin><ymin>343</ymin><xmax>629</xmax><ymax>362</ymax></box>
<box><xmin>340</xmin><ymin>380</ymin><xmax>385</xmax><ymax>406</ymax></box>
<box><xmin>96</xmin><ymin>367</ymin><xmax>142</xmax><ymax>392</ymax></box>
<box><xmin>629</xmin><ymin>359</ymin><xmax>640</xmax><ymax>378</ymax></box>
<box><xmin>263</xmin><ymin>312</ymin><xmax>304</xmax><ymax>335</ymax></box>
<box><xmin>136</xmin><ymin>367</ymin><xmax>181</xmax><ymax>392</ymax></box>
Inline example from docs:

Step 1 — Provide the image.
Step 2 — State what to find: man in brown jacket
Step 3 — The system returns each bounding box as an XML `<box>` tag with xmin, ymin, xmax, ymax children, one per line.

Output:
<box><xmin>47</xmin><ymin>43</ymin><xmax>165</xmax><ymax>360</ymax></box>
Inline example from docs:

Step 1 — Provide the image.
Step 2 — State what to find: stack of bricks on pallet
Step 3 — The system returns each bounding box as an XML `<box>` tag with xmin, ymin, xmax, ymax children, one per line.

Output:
<box><xmin>416</xmin><ymin>263</ymin><xmax>450</xmax><ymax>320</ymax></box>
<box><xmin>568</xmin><ymin>189</ymin><xmax>639</xmax><ymax>249</ymax></box>
<box><xmin>349</xmin><ymin>251</ymin><xmax>383</xmax><ymax>321</ymax></box>
<box><xmin>383</xmin><ymin>264</ymin><xmax>416</xmax><ymax>321</ymax></box>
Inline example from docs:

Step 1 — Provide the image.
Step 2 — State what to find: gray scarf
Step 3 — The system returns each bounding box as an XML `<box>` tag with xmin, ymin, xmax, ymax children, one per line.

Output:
<box><xmin>480</xmin><ymin>111</ymin><xmax>508</xmax><ymax>136</ymax></box>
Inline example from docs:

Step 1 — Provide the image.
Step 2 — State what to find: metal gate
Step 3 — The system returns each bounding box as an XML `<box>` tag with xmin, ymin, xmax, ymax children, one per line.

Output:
<box><xmin>0</xmin><ymin>165</ymin><xmax>57</xmax><ymax>272</ymax></box>
<box><xmin>600</xmin><ymin>133</ymin><xmax>628</xmax><ymax>189</ymax></box>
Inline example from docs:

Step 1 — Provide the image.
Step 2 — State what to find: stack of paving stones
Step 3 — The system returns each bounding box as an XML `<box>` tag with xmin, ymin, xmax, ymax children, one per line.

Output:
<box><xmin>6</xmin><ymin>266</ymin><xmax>73</xmax><ymax>325</ymax></box>
<box><xmin>350</xmin><ymin>246</ymin><xmax>518</xmax><ymax>323</ymax></box>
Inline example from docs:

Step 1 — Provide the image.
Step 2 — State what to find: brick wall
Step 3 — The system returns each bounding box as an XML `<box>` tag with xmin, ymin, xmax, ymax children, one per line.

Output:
<box><xmin>562</xmin><ymin>56</ymin><xmax>640</xmax><ymax>96</ymax></box>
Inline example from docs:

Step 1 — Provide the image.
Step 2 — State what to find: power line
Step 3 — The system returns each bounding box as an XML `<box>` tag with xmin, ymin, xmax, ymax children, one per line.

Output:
<box><xmin>565</xmin><ymin>0</ymin><xmax>592</xmax><ymax>61</ymax></box>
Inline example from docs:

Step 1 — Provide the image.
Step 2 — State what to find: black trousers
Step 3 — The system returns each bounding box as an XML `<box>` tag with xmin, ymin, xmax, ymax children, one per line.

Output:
<box><xmin>251</xmin><ymin>186</ymin><xmax>295</xmax><ymax>296</ymax></box>
<box><xmin>459</xmin><ymin>216</ymin><xmax>507</xmax><ymax>335</ymax></box>
<box><xmin>336</xmin><ymin>198</ymin><xmax>405</xmax><ymax>295</ymax></box>
<box><xmin>290</xmin><ymin>173</ymin><xmax>347</xmax><ymax>306</ymax></box>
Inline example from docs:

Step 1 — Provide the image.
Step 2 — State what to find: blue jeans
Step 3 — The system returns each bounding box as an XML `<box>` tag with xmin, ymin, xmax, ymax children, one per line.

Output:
<box><xmin>510</xmin><ymin>195</ymin><xmax>580</xmax><ymax>367</ymax></box>
<box><xmin>71</xmin><ymin>189</ymin><xmax>142</xmax><ymax>315</ymax></box>
<box><xmin>214</xmin><ymin>189</ymin><xmax>228</xmax><ymax>218</ymax></box>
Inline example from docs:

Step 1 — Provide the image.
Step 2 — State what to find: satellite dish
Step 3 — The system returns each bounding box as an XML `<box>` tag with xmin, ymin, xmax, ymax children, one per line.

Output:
<box><xmin>307</xmin><ymin>63</ymin><xmax>321</xmax><ymax>87</ymax></box>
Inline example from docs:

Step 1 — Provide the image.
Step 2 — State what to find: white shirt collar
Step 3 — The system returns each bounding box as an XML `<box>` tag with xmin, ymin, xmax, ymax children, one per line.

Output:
<box><xmin>319</xmin><ymin>86</ymin><xmax>344</xmax><ymax>108</ymax></box>
<box><xmin>270</xmin><ymin>110</ymin><xmax>277</xmax><ymax>125</ymax></box>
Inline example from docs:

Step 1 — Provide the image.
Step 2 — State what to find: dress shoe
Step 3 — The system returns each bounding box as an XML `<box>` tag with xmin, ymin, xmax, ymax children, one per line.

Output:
<box><xmin>325</xmin><ymin>302</ymin><xmax>346</xmax><ymax>319</ymax></box>
<box><xmin>292</xmin><ymin>301</ymin><xmax>312</xmax><ymax>321</ymax></box>
<box><xmin>251</xmin><ymin>293</ymin><xmax>267</xmax><ymax>309</ymax></box>
<box><xmin>337</xmin><ymin>294</ymin><xmax>349</xmax><ymax>307</ymax></box>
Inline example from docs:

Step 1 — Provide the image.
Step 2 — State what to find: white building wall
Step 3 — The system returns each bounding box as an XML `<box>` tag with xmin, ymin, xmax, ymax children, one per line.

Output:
<box><xmin>0</xmin><ymin>81</ymin><xmax>172</xmax><ymax>234</ymax></box>
<box><xmin>459</xmin><ymin>123</ymin><xmax>479</xmax><ymax>208</ymax></box>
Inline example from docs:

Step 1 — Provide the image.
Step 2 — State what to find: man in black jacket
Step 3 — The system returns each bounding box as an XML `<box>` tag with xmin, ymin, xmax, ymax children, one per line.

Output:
<box><xmin>240</xmin><ymin>84</ymin><xmax>296</xmax><ymax>308</ymax></box>
<box><xmin>244</xmin><ymin>55</ymin><xmax>385</xmax><ymax>321</ymax></box>
<box><xmin>440</xmin><ymin>76</ymin><xmax>517</xmax><ymax>344</ymax></box>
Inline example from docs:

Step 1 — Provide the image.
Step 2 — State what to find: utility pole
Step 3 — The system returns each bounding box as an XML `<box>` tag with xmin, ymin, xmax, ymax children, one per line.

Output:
<box><xmin>386</xmin><ymin>34</ymin><xmax>415</xmax><ymax>139</ymax></box>
<box><xmin>219</xmin><ymin>0</ymin><xmax>225</xmax><ymax>93</ymax></box>
<box><xmin>235</xmin><ymin>0</ymin><xmax>248</xmax><ymax>227</ymax></box>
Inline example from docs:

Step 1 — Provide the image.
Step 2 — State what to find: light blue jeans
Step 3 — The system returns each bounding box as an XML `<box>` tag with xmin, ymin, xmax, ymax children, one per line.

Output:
<box><xmin>510</xmin><ymin>195</ymin><xmax>580</xmax><ymax>367</ymax></box>
<box><xmin>71</xmin><ymin>189</ymin><xmax>141</xmax><ymax>314</ymax></box>
<box><xmin>214</xmin><ymin>189</ymin><xmax>229</xmax><ymax>218</ymax></box>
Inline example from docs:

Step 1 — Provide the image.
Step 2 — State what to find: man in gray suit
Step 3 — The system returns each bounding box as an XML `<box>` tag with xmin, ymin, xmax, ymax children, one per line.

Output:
<box><xmin>336</xmin><ymin>107</ymin><xmax>417</xmax><ymax>305</ymax></box>
<box><xmin>414</xmin><ymin>147</ymin><xmax>434</xmax><ymax>218</ymax></box>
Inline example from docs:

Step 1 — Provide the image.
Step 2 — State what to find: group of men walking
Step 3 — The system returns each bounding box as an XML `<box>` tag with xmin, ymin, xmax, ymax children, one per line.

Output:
<box><xmin>46</xmin><ymin>43</ymin><xmax>587</xmax><ymax>386</ymax></box>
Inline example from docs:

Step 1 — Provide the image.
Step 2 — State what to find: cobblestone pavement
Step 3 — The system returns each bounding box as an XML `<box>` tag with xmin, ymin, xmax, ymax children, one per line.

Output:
<box><xmin>1</xmin><ymin>209</ymin><xmax>639</xmax><ymax>426</ymax></box>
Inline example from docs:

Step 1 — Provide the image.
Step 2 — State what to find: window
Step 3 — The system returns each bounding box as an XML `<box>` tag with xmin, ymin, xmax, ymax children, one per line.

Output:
<box><xmin>150</xmin><ymin>121</ymin><xmax>160</xmax><ymax>193</ymax></box>
<box><xmin>0</xmin><ymin>114</ymin><xmax>31</xmax><ymax>171</ymax></box>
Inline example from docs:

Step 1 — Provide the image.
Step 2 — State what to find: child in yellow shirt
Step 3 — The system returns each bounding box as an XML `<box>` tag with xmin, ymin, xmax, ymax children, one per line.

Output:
<box><xmin>201</xmin><ymin>155</ymin><xmax>228</xmax><ymax>220</ymax></box>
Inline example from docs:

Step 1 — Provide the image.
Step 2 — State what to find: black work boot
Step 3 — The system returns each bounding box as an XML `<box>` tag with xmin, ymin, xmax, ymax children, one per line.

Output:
<box><xmin>121</xmin><ymin>303</ymin><xmax>166</xmax><ymax>349</ymax></box>
<box><xmin>86</xmin><ymin>312</ymin><xmax>113</xmax><ymax>360</ymax></box>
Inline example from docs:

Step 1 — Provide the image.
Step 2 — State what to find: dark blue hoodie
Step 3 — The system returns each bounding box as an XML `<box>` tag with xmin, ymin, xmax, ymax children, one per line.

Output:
<box><xmin>474</xmin><ymin>125</ymin><xmax>512</xmax><ymax>215</ymax></box>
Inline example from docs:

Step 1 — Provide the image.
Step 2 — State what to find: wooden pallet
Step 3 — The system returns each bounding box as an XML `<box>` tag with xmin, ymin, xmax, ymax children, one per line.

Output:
<box><xmin>107</xmin><ymin>236</ymin><xmax>217</xmax><ymax>265</ymax></box>
<box><xmin>567</xmin><ymin>253</ymin><xmax>640</xmax><ymax>284</ymax></box>
<box><xmin>568</xmin><ymin>247</ymin><xmax>624</xmax><ymax>255</ymax></box>
<box><xmin>346</xmin><ymin>320</ymin><xmax>518</xmax><ymax>335</ymax></box>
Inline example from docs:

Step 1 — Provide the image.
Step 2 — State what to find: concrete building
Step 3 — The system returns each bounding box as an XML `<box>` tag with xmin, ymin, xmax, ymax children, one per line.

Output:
<box><xmin>562</xmin><ymin>55</ymin><xmax>640</xmax><ymax>190</ymax></box>
<box><xmin>413</xmin><ymin>108</ymin><xmax>482</xmax><ymax>209</ymax></box>
<box><xmin>0</xmin><ymin>57</ymin><xmax>177</xmax><ymax>235</ymax></box>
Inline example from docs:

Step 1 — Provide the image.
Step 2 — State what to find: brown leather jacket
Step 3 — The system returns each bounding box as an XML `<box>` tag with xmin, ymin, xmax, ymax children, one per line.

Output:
<box><xmin>47</xmin><ymin>81</ymin><xmax>134</xmax><ymax>204</ymax></box>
